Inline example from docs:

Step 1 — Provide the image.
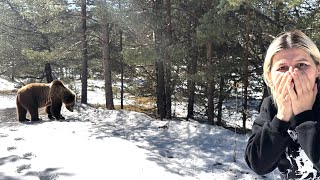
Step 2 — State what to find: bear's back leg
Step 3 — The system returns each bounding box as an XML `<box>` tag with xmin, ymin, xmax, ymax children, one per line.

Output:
<box><xmin>28</xmin><ymin>106</ymin><xmax>41</xmax><ymax>122</ymax></box>
<box><xmin>16</xmin><ymin>97</ymin><xmax>29</xmax><ymax>122</ymax></box>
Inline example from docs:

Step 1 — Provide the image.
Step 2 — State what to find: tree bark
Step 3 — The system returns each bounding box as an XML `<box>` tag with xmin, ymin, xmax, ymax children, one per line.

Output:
<box><xmin>242</xmin><ymin>8</ymin><xmax>251</xmax><ymax>129</ymax></box>
<box><xmin>156</xmin><ymin>60</ymin><xmax>166</xmax><ymax>119</ymax></box>
<box><xmin>186</xmin><ymin>19</ymin><xmax>198</xmax><ymax>120</ymax></box>
<box><xmin>164</xmin><ymin>0</ymin><xmax>172</xmax><ymax>119</ymax></box>
<box><xmin>44</xmin><ymin>62</ymin><xmax>53</xmax><ymax>83</ymax></box>
<box><xmin>11</xmin><ymin>60</ymin><xmax>15</xmax><ymax>81</ymax></box>
<box><xmin>165</xmin><ymin>64</ymin><xmax>172</xmax><ymax>119</ymax></box>
<box><xmin>217</xmin><ymin>76</ymin><xmax>224</xmax><ymax>126</ymax></box>
<box><xmin>242</xmin><ymin>59</ymin><xmax>249</xmax><ymax>129</ymax></box>
<box><xmin>154</xmin><ymin>0</ymin><xmax>166</xmax><ymax>119</ymax></box>
<box><xmin>102</xmin><ymin>23</ymin><xmax>115</xmax><ymax>110</ymax></box>
<box><xmin>120</xmin><ymin>29</ymin><xmax>124</xmax><ymax>109</ymax></box>
<box><xmin>118</xmin><ymin>0</ymin><xmax>124</xmax><ymax>110</ymax></box>
<box><xmin>187</xmin><ymin>77</ymin><xmax>196</xmax><ymax>119</ymax></box>
<box><xmin>207</xmin><ymin>41</ymin><xmax>214</xmax><ymax>125</ymax></box>
<box><xmin>81</xmin><ymin>0</ymin><xmax>88</xmax><ymax>104</ymax></box>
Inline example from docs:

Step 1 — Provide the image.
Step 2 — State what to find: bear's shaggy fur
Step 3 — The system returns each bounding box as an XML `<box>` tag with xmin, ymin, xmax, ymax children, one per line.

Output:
<box><xmin>16</xmin><ymin>80</ymin><xmax>75</xmax><ymax>122</ymax></box>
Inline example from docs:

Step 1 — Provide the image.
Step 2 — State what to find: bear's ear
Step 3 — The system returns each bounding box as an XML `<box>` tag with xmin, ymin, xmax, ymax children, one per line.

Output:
<box><xmin>51</xmin><ymin>80</ymin><xmax>64</xmax><ymax>86</ymax></box>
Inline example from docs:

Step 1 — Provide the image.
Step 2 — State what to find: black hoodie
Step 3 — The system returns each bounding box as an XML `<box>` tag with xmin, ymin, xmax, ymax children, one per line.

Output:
<box><xmin>245</xmin><ymin>95</ymin><xmax>320</xmax><ymax>179</ymax></box>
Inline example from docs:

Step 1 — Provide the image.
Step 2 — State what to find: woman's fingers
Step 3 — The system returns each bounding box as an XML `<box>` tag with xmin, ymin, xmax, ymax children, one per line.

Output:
<box><xmin>292</xmin><ymin>68</ymin><xmax>303</xmax><ymax>95</ymax></box>
<box><xmin>274</xmin><ymin>73</ymin><xmax>283</xmax><ymax>93</ymax></box>
<box><xmin>291</xmin><ymin>68</ymin><xmax>315</xmax><ymax>95</ymax></box>
<box><xmin>287</xmin><ymin>77</ymin><xmax>297</xmax><ymax>100</ymax></box>
<box><xmin>288</xmin><ymin>68</ymin><xmax>317</xmax><ymax>115</ymax></box>
<box><xmin>300</xmin><ymin>70</ymin><xmax>312</xmax><ymax>92</ymax></box>
<box><xmin>276</xmin><ymin>72</ymin><xmax>289</xmax><ymax>95</ymax></box>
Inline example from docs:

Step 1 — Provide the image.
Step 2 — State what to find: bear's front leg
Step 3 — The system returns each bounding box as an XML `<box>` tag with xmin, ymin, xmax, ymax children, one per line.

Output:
<box><xmin>51</xmin><ymin>101</ymin><xmax>63</xmax><ymax>120</ymax></box>
<box><xmin>46</xmin><ymin>106</ymin><xmax>55</xmax><ymax>120</ymax></box>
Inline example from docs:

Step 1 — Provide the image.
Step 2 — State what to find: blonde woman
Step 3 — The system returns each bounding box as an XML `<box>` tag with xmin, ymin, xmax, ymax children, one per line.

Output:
<box><xmin>245</xmin><ymin>30</ymin><xmax>320</xmax><ymax>179</ymax></box>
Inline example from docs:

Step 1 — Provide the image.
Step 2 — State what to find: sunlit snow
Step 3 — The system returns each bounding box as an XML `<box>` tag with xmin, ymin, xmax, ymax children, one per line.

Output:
<box><xmin>0</xmin><ymin>77</ymin><xmax>279</xmax><ymax>179</ymax></box>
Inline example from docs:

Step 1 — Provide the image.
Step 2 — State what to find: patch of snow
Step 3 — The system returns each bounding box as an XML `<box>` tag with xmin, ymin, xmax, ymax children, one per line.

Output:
<box><xmin>0</xmin><ymin>78</ymin><xmax>280</xmax><ymax>179</ymax></box>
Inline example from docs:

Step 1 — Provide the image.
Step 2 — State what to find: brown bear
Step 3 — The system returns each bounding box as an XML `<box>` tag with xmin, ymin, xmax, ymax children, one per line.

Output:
<box><xmin>16</xmin><ymin>79</ymin><xmax>76</xmax><ymax>122</ymax></box>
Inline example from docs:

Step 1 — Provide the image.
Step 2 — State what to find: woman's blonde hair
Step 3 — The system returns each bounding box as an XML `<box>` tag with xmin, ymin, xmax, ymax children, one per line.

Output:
<box><xmin>263</xmin><ymin>30</ymin><xmax>320</xmax><ymax>91</ymax></box>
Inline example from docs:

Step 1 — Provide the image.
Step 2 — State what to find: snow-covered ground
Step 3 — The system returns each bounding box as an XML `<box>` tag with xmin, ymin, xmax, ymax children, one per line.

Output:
<box><xmin>0</xmin><ymin>78</ymin><xmax>280</xmax><ymax>180</ymax></box>
<box><xmin>0</xmin><ymin>78</ymin><xmax>16</xmax><ymax>91</ymax></box>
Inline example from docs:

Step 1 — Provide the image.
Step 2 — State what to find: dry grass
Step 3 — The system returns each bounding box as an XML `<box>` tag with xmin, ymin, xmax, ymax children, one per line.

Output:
<box><xmin>130</xmin><ymin>96</ymin><xmax>156</xmax><ymax>104</ymax></box>
<box><xmin>115</xmin><ymin>105</ymin><xmax>157</xmax><ymax>114</ymax></box>
<box><xmin>0</xmin><ymin>90</ymin><xmax>17</xmax><ymax>94</ymax></box>
<box><xmin>118</xmin><ymin>96</ymin><xmax>157</xmax><ymax>116</ymax></box>
<box><xmin>90</xmin><ymin>96</ymin><xmax>157</xmax><ymax>116</ymax></box>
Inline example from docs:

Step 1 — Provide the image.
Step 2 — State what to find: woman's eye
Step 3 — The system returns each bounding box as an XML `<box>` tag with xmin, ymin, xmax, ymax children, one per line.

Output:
<box><xmin>296</xmin><ymin>63</ymin><xmax>308</xmax><ymax>69</ymax></box>
<box><xmin>277</xmin><ymin>66</ymin><xmax>288</xmax><ymax>71</ymax></box>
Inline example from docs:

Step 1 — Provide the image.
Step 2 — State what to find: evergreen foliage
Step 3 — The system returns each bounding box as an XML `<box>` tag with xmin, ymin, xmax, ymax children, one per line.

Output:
<box><xmin>1</xmin><ymin>0</ymin><xmax>320</xmax><ymax>128</ymax></box>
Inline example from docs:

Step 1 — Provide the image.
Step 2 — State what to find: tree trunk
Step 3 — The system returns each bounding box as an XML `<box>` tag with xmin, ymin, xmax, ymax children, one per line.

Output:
<box><xmin>207</xmin><ymin>41</ymin><xmax>214</xmax><ymax>125</ymax></box>
<box><xmin>154</xmin><ymin>0</ymin><xmax>166</xmax><ymax>119</ymax></box>
<box><xmin>120</xmin><ymin>29</ymin><xmax>124</xmax><ymax>109</ymax></box>
<box><xmin>186</xmin><ymin>20</ymin><xmax>198</xmax><ymax>120</ymax></box>
<box><xmin>207</xmin><ymin>80</ymin><xmax>215</xmax><ymax>125</ymax></box>
<box><xmin>45</xmin><ymin>62</ymin><xmax>54</xmax><ymax>83</ymax></box>
<box><xmin>156</xmin><ymin>60</ymin><xmax>166</xmax><ymax>119</ymax></box>
<box><xmin>186</xmin><ymin>49</ymin><xmax>197</xmax><ymax>120</ymax></box>
<box><xmin>11</xmin><ymin>60</ymin><xmax>15</xmax><ymax>81</ymax></box>
<box><xmin>165</xmin><ymin>64</ymin><xmax>172</xmax><ymax>119</ymax></box>
<box><xmin>102</xmin><ymin>23</ymin><xmax>115</xmax><ymax>110</ymax></box>
<box><xmin>242</xmin><ymin>61</ymin><xmax>249</xmax><ymax>129</ymax></box>
<box><xmin>217</xmin><ymin>76</ymin><xmax>224</xmax><ymax>126</ymax></box>
<box><xmin>242</xmin><ymin>9</ymin><xmax>251</xmax><ymax>130</ymax></box>
<box><xmin>187</xmin><ymin>78</ymin><xmax>196</xmax><ymax>119</ymax></box>
<box><xmin>119</xmin><ymin>0</ymin><xmax>124</xmax><ymax>110</ymax></box>
<box><xmin>164</xmin><ymin>0</ymin><xmax>172</xmax><ymax>119</ymax></box>
<box><xmin>81</xmin><ymin>0</ymin><xmax>88</xmax><ymax>104</ymax></box>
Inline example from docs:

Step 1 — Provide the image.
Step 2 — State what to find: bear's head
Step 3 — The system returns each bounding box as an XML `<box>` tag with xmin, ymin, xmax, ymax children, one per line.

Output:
<box><xmin>50</xmin><ymin>80</ymin><xmax>76</xmax><ymax>112</ymax></box>
<box><xmin>63</xmin><ymin>93</ymin><xmax>75</xmax><ymax>112</ymax></box>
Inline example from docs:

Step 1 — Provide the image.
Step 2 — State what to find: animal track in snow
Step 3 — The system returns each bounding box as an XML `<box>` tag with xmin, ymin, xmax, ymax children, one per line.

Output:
<box><xmin>7</xmin><ymin>146</ymin><xmax>17</xmax><ymax>151</ymax></box>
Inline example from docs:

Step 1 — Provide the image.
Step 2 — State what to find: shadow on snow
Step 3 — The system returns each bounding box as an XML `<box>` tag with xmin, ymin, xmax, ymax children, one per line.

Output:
<box><xmin>88</xmin><ymin>109</ymin><xmax>262</xmax><ymax>179</ymax></box>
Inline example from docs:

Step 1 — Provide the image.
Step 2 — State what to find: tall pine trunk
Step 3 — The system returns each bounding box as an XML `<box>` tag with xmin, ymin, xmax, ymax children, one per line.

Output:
<box><xmin>242</xmin><ymin>9</ymin><xmax>251</xmax><ymax>130</ymax></box>
<box><xmin>187</xmin><ymin>60</ymin><xmax>196</xmax><ymax>119</ymax></box>
<box><xmin>80</xmin><ymin>0</ymin><xmax>88</xmax><ymax>104</ymax></box>
<box><xmin>154</xmin><ymin>0</ymin><xmax>166</xmax><ymax>119</ymax></box>
<box><xmin>187</xmin><ymin>19</ymin><xmax>197</xmax><ymax>120</ymax></box>
<box><xmin>102</xmin><ymin>23</ymin><xmax>114</xmax><ymax>110</ymax></box>
<box><xmin>217</xmin><ymin>76</ymin><xmax>224</xmax><ymax>126</ymax></box>
<box><xmin>120</xmin><ymin>29</ymin><xmax>124</xmax><ymax>109</ymax></box>
<box><xmin>165</xmin><ymin>63</ymin><xmax>172</xmax><ymax>119</ymax></box>
<box><xmin>119</xmin><ymin>0</ymin><xmax>124</xmax><ymax>110</ymax></box>
<box><xmin>156</xmin><ymin>59</ymin><xmax>166</xmax><ymax>118</ymax></box>
<box><xmin>164</xmin><ymin>0</ymin><xmax>172</xmax><ymax>119</ymax></box>
<box><xmin>11</xmin><ymin>60</ymin><xmax>15</xmax><ymax>81</ymax></box>
<box><xmin>207</xmin><ymin>41</ymin><xmax>214</xmax><ymax>125</ymax></box>
<box><xmin>45</xmin><ymin>63</ymin><xmax>53</xmax><ymax>83</ymax></box>
<box><xmin>242</xmin><ymin>57</ymin><xmax>249</xmax><ymax>129</ymax></box>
